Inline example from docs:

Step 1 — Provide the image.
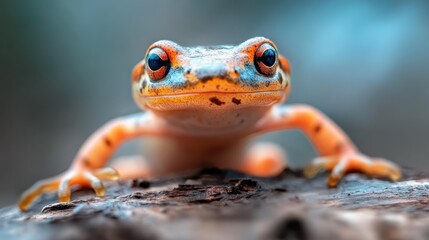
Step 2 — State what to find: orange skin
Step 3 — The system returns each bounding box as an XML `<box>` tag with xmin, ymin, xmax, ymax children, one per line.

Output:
<box><xmin>18</xmin><ymin>37</ymin><xmax>401</xmax><ymax>211</ymax></box>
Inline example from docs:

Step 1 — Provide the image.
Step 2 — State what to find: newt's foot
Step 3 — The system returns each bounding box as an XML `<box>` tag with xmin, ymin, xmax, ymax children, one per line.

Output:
<box><xmin>304</xmin><ymin>153</ymin><xmax>401</xmax><ymax>187</ymax></box>
<box><xmin>18</xmin><ymin>167</ymin><xmax>119</xmax><ymax>211</ymax></box>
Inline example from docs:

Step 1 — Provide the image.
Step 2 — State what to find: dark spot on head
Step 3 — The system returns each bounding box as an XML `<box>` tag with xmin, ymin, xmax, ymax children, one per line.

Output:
<box><xmin>240</xmin><ymin>119</ymin><xmax>245</xmax><ymax>123</ymax></box>
<box><xmin>231</xmin><ymin>97</ymin><xmax>241</xmax><ymax>105</ymax></box>
<box><xmin>278</xmin><ymin>74</ymin><xmax>283</xmax><ymax>85</ymax></box>
<box><xmin>209</xmin><ymin>97</ymin><xmax>225</xmax><ymax>106</ymax></box>
<box><xmin>139</xmin><ymin>87</ymin><xmax>143</xmax><ymax>94</ymax></box>
<box><xmin>265</xmin><ymin>81</ymin><xmax>270</xmax><ymax>87</ymax></box>
<box><xmin>313</xmin><ymin>122</ymin><xmax>322</xmax><ymax>134</ymax></box>
<box><xmin>200</xmin><ymin>76</ymin><xmax>213</xmax><ymax>83</ymax></box>
<box><xmin>236</xmin><ymin>113</ymin><xmax>240</xmax><ymax>118</ymax></box>
<box><xmin>142</xmin><ymin>80</ymin><xmax>147</xmax><ymax>89</ymax></box>
<box><xmin>104</xmin><ymin>137</ymin><xmax>112</xmax><ymax>147</ymax></box>
<box><xmin>186</xmin><ymin>68</ymin><xmax>191</xmax><ymax>74</ymax></box>
<box><xmin>234</xmin><ymin>68</ymin><xmax>239</xmax><ymax>74</ymax></box>
<box><xmin>216</xmin><ymin>85</ymin><xmax>220</xmax><ymax>90</ymax></box>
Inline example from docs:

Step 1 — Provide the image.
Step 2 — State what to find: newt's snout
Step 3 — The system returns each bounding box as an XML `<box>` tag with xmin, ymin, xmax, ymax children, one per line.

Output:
<box><xmin>186</xmin><ymin>63</ymin><xmax>240</xmax><ymax>84</ymax></box>
<box><xmin>194</xmin><ymin>63</ymin><xmax>228</xmax><ymax>80</ymax></box>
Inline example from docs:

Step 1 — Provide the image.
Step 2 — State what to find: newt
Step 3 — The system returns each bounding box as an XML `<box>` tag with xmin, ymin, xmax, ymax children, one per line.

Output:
<box><xmin>18</xmin><ymin>37</ymin><xmax>401</xmax><ymax>211</ymax></box>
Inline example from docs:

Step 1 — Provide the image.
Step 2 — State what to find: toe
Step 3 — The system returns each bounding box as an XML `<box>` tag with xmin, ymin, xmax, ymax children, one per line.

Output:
<box><xmin>18</xmin><ymin>166</ymin><xmax>118</xmax><ymax>211</ymax></box>
<box><xmin>324</xmin><ymin>154</ymin><xmax>402</xmax><ymax>187</ymax></box>
<box><xmin>58</xmin><ymin>174</ymin><xmax>72</xmax><ymax>202</ymax></box>
<box><xmin>93</xmin><ymin>167</ymin><xmax>120</xmax><ymax>181</ymax></box>
<box><xmin>304</xmin><ymin>152</ymin><xmax>402</xmax><ymax>188</ymax></box>
<box><xmin>18</xmin><ymin>178</ymin><xmax>59</xmax><ymax>211</ymax></box>
<box><xmin>327</xmin><ymin>156</ymin><xmax>348</xmax><ymax>188</ymax></box>
<box><xmin>367</xmin><ymin>158</ymin><xmax>402</xmax><ymax>181</ymax></box>
<box><xmin>85</xmin><ymin>171</ymin><xmax>106</xmax><ymax>197</ymax></box>
<box><xmin>304</xmin><ymin>156</ymin><xmax>336</xmax><ymax>178</ymax></box>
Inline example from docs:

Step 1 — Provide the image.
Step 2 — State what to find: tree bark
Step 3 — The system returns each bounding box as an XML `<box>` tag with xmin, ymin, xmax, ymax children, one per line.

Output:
<box><xmin>0</xmin><ymin>168</ymin><xmax>428</xmax><ymax>240</ymax></box>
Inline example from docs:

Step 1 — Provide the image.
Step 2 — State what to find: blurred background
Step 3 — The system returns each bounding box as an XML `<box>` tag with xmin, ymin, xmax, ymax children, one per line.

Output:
<box><xmin>0</xmin><ymin>0</ymin><xmax>428</xmax><ymax>207</ymax></box>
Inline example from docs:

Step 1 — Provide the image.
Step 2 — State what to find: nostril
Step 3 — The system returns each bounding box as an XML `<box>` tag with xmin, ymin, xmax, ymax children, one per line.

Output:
<box><xmin>234</xmin><ymin>67</ymin><xmax>239</xmax><ymax>74</ymax></box>
<box><xmin>230</xmin><ymin>67</ymin><xmax>240</xmax><ymax>78</ymax></box>
<box><xmin>184</xmin><ymin>68</ymin><xmax>199</xmax><ymax>84</ymax></box>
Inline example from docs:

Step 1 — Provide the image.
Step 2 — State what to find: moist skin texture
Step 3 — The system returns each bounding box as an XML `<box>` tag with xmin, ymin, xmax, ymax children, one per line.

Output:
<box><xmin>18</xmin><ymin>37</ymin><xmax>401</xmax><ymax>212</ymax></box>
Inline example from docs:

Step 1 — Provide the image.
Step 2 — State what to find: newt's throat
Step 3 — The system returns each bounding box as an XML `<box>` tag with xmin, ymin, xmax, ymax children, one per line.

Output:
<box><xmin>153</xmin><ymin>106</ymin><xmax>272</xmax><ymax>135</ymax></box>
<box><xmin>140</xmin><ymin>91</ymin><xmax>286</xmax><ymax>111</ymax></box>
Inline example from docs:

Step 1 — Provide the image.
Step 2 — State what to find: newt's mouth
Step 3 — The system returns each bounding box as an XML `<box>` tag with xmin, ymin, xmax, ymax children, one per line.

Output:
<box><xmin>139</xmin><ymin>90</ymin><xmax>286</xmax><ymax>111</ymax></box>
<box><xmin>143</xmin><ymin>89</ymin><xmax>284</xmax><ymax>98</ymax></box>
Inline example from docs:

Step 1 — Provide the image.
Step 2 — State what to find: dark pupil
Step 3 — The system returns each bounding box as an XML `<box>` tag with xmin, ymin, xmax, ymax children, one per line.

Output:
<box><xmin>148</xmin><ymin>53</ymin><xmax>166</xmax><ymax>71</ymax></box>
<box><xmin>261</xmin><ymin>49</ymin><xmax>276</xmax><ymax>66</ymax></box>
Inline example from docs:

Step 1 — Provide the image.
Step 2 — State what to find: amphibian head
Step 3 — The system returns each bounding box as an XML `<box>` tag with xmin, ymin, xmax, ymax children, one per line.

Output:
<box><xmin>131</xmin><ymin>37</ymin><xmax>291</xmax><ymax>133</ymax></box>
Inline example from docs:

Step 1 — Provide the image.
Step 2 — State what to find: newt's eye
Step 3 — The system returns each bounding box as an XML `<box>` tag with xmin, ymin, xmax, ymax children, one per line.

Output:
<box><xmin>146</xmin><ymin>48</ymin><xmax>170</xmax><ymax>81</ymax></box>
<box><xmin>255</xmin><ymin>43</ymin><xmax>278</xmax><ymax>76</ymax></box>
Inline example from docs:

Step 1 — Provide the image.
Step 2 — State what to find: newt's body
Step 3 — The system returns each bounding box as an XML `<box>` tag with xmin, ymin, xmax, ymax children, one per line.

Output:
<box><xmin>19</xmin><ymin>37</ymin><xmax>401</xmax><ymax>211</ymax></box>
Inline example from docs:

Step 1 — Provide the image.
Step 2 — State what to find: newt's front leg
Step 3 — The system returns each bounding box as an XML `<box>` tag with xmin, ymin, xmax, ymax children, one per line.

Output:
<box><xmin>256</xmin><ymin>104</ymin><xmax>401</xmax><ymax>187</ymax></box>
<box><xmin>18</xmin><ymin>112</ymin><xmax>163</xmax><ymax>211</ymax></box>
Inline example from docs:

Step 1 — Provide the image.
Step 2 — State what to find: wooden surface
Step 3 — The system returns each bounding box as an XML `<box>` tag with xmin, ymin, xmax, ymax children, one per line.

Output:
<box><xmin>0</xmin><ymin>168</ymin><xmax>428</xmax><ymax>240</ymax></box>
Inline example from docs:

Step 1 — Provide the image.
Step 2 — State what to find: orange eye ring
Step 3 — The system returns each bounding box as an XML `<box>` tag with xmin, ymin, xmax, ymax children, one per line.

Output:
<box><xmin>146</xmin><ymin>48</ymin><xmax>170</xmax><ymax>81</ymax></box>
<box><xmin>255</xmin><ymin>43</ymin><xmax>278</xmax><ymax>76</ymax></box>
